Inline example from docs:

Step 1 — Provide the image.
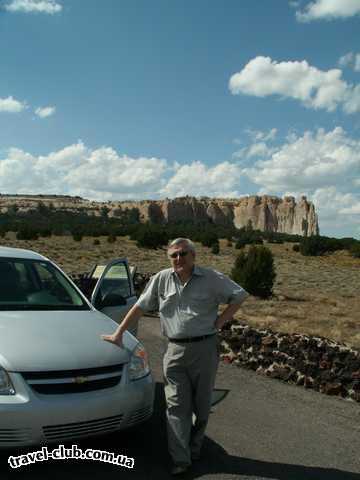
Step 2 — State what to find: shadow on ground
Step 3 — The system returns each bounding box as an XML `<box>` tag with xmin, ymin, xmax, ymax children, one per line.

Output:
<box><xmin>1</xmin><ymin>382</ymin><xmax>359</xmax><ymax>480</ymax></box>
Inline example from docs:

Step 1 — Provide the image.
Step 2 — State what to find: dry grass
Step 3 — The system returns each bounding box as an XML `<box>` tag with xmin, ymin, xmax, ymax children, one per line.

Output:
<box><xmin>2</xmin><ymin>234</ymin><xmax>359</xmax><ymax>349</ymax></box>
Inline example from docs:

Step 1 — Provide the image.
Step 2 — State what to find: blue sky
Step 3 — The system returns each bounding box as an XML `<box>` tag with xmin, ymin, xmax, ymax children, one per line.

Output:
<box><xmin>0</xmin><ymin>0</ymin><xmax>360</xmax><ymax>238</ymax></box>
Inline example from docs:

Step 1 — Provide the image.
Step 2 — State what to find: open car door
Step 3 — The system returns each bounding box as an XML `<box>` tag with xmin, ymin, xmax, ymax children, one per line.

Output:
<box><xmin>89</xmin><ymin>259</ymin><xmax>138</xmax><ymax>337</ymax></box>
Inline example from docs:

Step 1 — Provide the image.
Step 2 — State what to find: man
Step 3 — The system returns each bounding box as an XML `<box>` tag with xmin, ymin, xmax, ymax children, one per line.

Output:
<box><xmin>101</xmin><ymin>238</ymin><xmax>248</xmax><ymax>475</ymax></box>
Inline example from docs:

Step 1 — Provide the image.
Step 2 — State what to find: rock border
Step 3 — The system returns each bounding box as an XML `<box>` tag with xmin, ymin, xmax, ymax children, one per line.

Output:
<box><xmin>219</xmin><ymin>321</ymin><xmax>360</xmax><ymax>403</ymax></box>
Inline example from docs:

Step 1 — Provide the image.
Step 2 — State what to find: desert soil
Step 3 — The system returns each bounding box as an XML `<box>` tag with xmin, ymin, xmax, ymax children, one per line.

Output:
<box><xmin>2</xmin><ymin>233</ymin><xmax>359</xmax><ymax>349</ymax></box>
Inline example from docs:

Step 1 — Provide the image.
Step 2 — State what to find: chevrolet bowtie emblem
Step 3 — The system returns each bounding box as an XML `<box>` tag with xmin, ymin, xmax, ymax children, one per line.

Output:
<box><xmin>74</xmin><ymin>376</ymin><xmax>88</xmax><ymax>384</ymax></box>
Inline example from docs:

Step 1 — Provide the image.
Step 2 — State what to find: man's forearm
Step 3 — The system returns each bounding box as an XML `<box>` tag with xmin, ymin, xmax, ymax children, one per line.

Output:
<box><xmin>113</xmin><ymin>304</ymin><xmax>144</xmax><ymax>338</ymax></box>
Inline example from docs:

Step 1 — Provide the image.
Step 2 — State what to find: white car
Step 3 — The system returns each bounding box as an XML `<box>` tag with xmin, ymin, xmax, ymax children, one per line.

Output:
<box><xmin>0</xmin><ymin>246</ymin><xmax>154</xmax><ymax>448</ymax></box>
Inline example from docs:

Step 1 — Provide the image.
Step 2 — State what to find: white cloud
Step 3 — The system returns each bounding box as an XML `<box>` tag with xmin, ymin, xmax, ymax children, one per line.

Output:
<box><xmin>0</xmin><ymin>143</ymin><xmax>245</xmax><ymax>201</ymax></box>
<box><xmin>35</xmin><ymin>105</ymin><xmax>56</xmax><ymax>118</ymax></box>
<box><xmin>0</xmin><ymin>96</ymin><xmax>26</xmax><ymax>113</ymax></box>
<box><xmin>0</xmin><ymin>143</ymin><xmax>169</xmax><ymax>199</ymax></box>
<box><xmin>160</xmin><ymin>161</ymin><xmax>243</xmax><ymax>198</ymax></box>
<box><xmin>339</xmin><ymin>52</ymin><xmax>354</xmax><ymax>68</ymax></box>
<box><xmin>244</xmin><ymin>127</ymin><xmax>360</xmax><ymax>192</ymax></box>
<box><xmin>296</xmin><ymin>0</ymin><xmax>360</xmax><ymax>22</ymax></box>
<box><xmin>340</xmin><ymin>203</ymin><xmax>360</xmax><ymax>214</ymax></box>
<box><xmin>244</xmin><ymin>128</ymin><xmax>278</xmax><ymax>142</ymax></box>
<box><xmin>229</xmin><ymin>56</ymin><xmax>360</xmax><ymax>114</ymax></box>
<box><xmin>338</xmin><ymin>52</ymin><xmax>360</xmax><ymax>72</ymax></box>
<box><xmin>311</xmin><ymin>187</ymin><xmax>360</xmax><ymax>235</ymax></box>
<box><xmin>233</xmin><ymin>142</ymin><xmax>276</xmax><ymax>160</ymax></box>
<box><xmin>4</xmin><ymin>0</ymin><xmax>62</xmax><ymax>14</ymax></box>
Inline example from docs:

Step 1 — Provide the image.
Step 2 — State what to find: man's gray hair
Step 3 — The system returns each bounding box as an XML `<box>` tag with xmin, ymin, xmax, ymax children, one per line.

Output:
<box><xmin>167</xmin><ymin>238</ymin><xmax>196</xmax><ymax>254</ymax></box>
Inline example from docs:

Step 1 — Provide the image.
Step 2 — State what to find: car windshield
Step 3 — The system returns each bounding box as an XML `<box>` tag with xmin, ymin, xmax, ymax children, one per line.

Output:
<box><xmin>0</xmin><ymin>258</ymin><xmax>90</xmax><ymax>311</ymax></box>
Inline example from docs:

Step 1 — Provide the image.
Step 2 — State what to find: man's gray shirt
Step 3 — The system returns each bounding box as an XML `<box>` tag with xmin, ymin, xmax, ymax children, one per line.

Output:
<box><xmin>136</xmin><ymin>265</ymin><xmax>249</xmax><ymax>339</ymax></box>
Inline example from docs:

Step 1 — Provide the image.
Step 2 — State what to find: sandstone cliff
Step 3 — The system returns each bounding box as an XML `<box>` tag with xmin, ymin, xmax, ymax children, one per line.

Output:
<box><xmin>0</xmin><ymin>194</ymin><xmax>319</xmax><ymax>236</ymax></box>
<box><xmin>117</xmin><ymin>195</ymin><xmax>319</xmax><ymax>236</ymax></box>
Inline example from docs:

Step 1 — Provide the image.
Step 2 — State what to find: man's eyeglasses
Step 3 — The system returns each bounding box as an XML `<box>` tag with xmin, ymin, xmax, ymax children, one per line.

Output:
<box><xmin>169</xmin><ymin>250</ymin><xmax>189</xmax><ymax>259</ymax></box>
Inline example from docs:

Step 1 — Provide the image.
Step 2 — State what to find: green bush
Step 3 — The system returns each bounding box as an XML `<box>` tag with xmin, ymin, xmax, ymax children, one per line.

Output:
<box><xmin>234</xmin><ymin>227</ymin><xmax>263</xmax><ymax>248</ymax></box>
<box><xmin>107</xmin><ymin>233</ymin><xmax>117</xmax><ymax>243</ymax></box>
<box><xmin>16</xmin><ymin>227</ymin><xmax>39</xmax><ymax>241</ymax></box>
<box><xmin>266</xmin><ymin>233</ymin><xmax>284</xmax><ymax>244</ymax></box>
<box><xmin>200</xmin><ymin>231</ymin><xmax>218</xmax><ymax>248</ymax></box>
<box><xmin>292</xmin><ymin>244</ymin><xmax>300</xmax><ymax>252</ymax></box>
<box><xmin>136</xmin><ymin>225</ymin><xmax>169</xmax><ymax>249</ymax></box>
<box><xmin>235</xmin><ymin>238</ymin><xmax>247</xmax><ymax>249</ymax></box>
<box><xmin>300</xmin><ymin>236</ymin><xmax>331</xmax><ymax>256</ymax></box>
<box><xmin>231</xmin><ymin>245</ymin><xmax>276</xmax><ymax>299</ymax></box>
<box><xmin>72</xmin><ymin>232</ymin><xmax>83</xmax><ymax>242</ymax></box>
<box><xmin>211</xmin><ymin>241</ymin><xmax>220</xmax><ymax>254</ymax></box>
<box><xmin>93</xmin><ymin>239</ymin><xmax>100</xmax><ymax>246</ymax></box>
<box><xmin>350</xmin><ymin>242</ymin><xmax>360</xmax><ymax>259</ymax></box>
<box><xmin>39</xmin><ymin>228</ymin><xmax>52</xmax><ymax>237</ymax></box>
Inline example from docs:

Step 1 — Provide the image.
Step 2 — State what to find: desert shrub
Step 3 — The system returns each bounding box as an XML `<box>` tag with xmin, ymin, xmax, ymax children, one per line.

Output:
<box><xmin>293</xmin><ymin>244</ymin><xmax>300</xmax><ymax>252</ymax></box>
<box><xmin>266</xmin><ymin>233</ymin><xmax>284</xmax><ymax>244</ymax></box>
<box><xmin>72</xmin><ymin>231</ymin><xmax>83</xmax><ymax>242</ymax></box>
<box><xmin>234</xmin><ymin>227</ymin><xmax>263</xmax><ymax>248</ymax></box>
<box><xmin>135</xmin><ymin>225</ymin><xmax>169</xmax><ymax>249</ymax></box>
<box><xmin>38</xmin><ymin>228</ymin><xmax>52</xmax><ymax>237</ymax></box>
<box><xmin>16</xmin><ymin>227</ymin><xmax>38</xmax><ymax>241</ymax></box>
<box><xmin>235</xmin><ymin>238</ymin><xmax>247</xmax><ymax>249</ymax></box>
<box><xmin>299</xmin><ymin>235</ymin><xmax>341</xmax><ymax>256</ymax></box>
<box><xmin>211</xmin><ymin>241</ymin><xmax>220</xmax><ymax>254</ymax></box>
<box><xmin>350</xmin><ymin>242</ymin><xmax>360</xmax><ymax>259</ymax></box>
<box><xmin>231</xmin><ymin>245</ymin><xmax>276</xmax><ymax>299</ymax></box>
<box><xmin>107</xmin><ymin>233</ymin><xmax>117</xmax><ymax>243</ymax></box>
<box><xmin>200</xmin><ymin>231</ymin><xmax>218</xmax><ymax>248</ymax></box>
<box><xmin>93</xmin><ymin>239</ymin><xmax>100</xmax><ymax>246</ymax></box>
<box><xmin>100</xmin><ymin>206</ymin><xmax>110</xmax><ymax>218</ymax></box>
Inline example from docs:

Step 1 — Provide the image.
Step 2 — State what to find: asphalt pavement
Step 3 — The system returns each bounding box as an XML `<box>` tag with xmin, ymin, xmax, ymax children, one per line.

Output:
<box><xmin>1</xmin><ymin>314</ymin><xmax>360</xmax><ymax>480</ymax></box>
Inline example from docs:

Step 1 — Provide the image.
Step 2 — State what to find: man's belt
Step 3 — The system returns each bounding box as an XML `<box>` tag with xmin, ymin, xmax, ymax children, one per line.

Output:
<box><xmin>168</xmin><ymin>333</ymin><xmax>216</xmax><ymax>343</ymax></box>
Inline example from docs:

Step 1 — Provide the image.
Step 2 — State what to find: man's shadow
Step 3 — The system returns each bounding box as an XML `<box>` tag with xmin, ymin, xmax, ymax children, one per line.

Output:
<box><xmin>1</xmin><ymin>382</ymin><xmax>359</xmax><ymax>480</ymax></box>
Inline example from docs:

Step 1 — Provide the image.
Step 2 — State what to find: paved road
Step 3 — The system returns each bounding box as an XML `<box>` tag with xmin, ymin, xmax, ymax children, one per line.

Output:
<box><xmin>1</xmin><ymin>315</ymin><xmax>360</xmax><ymax>480</ymax></box>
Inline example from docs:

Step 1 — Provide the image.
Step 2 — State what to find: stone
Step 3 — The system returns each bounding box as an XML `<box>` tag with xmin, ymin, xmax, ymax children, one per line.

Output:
<box><xmin>320</xmin><ymin>382</ymin><xmax>345</xmax><ymax>397</ymax></box>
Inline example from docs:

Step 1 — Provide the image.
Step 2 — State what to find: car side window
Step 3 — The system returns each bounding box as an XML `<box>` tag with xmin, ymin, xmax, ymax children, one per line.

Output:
<box><xmin>14</xmin><ymin>262</ymin><xmax>32</xmax><ymax>291</ymax></box>
<box><xmin>99</xmin><ymin>263</ymin><xmax>131</xmax><ymax>299</ymax></box>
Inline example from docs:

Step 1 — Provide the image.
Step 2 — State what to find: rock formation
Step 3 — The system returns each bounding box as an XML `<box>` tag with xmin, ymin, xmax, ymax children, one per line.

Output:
<box><xmin>0</xmin><ymin>193</ymin><xmax>319</xmax><ymax>236</ymax></box>
<box><xmin>115</xmin><ymin>196</ymin><xmax>319</xmax><ymax>236</ymax></box>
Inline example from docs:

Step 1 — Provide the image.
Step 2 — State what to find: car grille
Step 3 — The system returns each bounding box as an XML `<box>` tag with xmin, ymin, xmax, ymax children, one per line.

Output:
<box><xmin>43</xmin><ymin>415</ymin><xmax>124</xmax><ymax>441</ymax></box>
<box><xmin>21</xmin><ymin>364</ymin><xmax>124</xmax><ymax>395</ymax></box>
<box><xmin>0</xmin><ymin>428</ymin><xmax>32</xmax><ymax>445</ymax></box>
<box><xmin>127</xmin><ymin>405</ymin><xmax>153</xmax><ymax>426</ymax></box>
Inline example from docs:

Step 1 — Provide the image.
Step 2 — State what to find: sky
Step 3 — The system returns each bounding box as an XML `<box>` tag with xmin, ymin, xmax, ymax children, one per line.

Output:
<box><xmin>0</xmin><ymin>0</ymin><xmax>360</xmax><ymax>239</ymax></box>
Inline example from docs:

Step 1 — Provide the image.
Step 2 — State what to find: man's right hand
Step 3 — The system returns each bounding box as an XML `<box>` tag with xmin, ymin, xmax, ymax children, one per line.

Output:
<box><xmin>100</xmin><ymin>304</ymin><xmax>144</xmax><ymax>350</ymax></box>
<box><xmin>101</xmin><ymin>333</ymin><xmax>124</xmax><ymax>348</ymax></box>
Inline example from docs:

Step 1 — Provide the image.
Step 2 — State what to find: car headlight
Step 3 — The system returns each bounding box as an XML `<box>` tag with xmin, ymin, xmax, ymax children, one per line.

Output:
<box><xmin>128</xmin><ymin>343</ymin><xmax>150</xmax><ymax>381</ymax></box>
<box><xmin>0</xmin><ymin>367</ymin><xmax>16</xmax><ymax>395</ymax></box>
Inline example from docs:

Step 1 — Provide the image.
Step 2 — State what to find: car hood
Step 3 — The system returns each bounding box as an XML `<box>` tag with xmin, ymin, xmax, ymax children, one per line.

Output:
<box><xmin>0</xmin><ymin>310</ymin><xmax>131</xmax><ymax>372</ymax></box>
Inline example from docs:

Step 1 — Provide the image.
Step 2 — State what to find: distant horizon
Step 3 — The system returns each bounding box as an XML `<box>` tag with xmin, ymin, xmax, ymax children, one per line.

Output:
<box><xmin>0</xmin><ymin>191</ymin><xmax>312</xmax><ymax>202</ymax></box>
